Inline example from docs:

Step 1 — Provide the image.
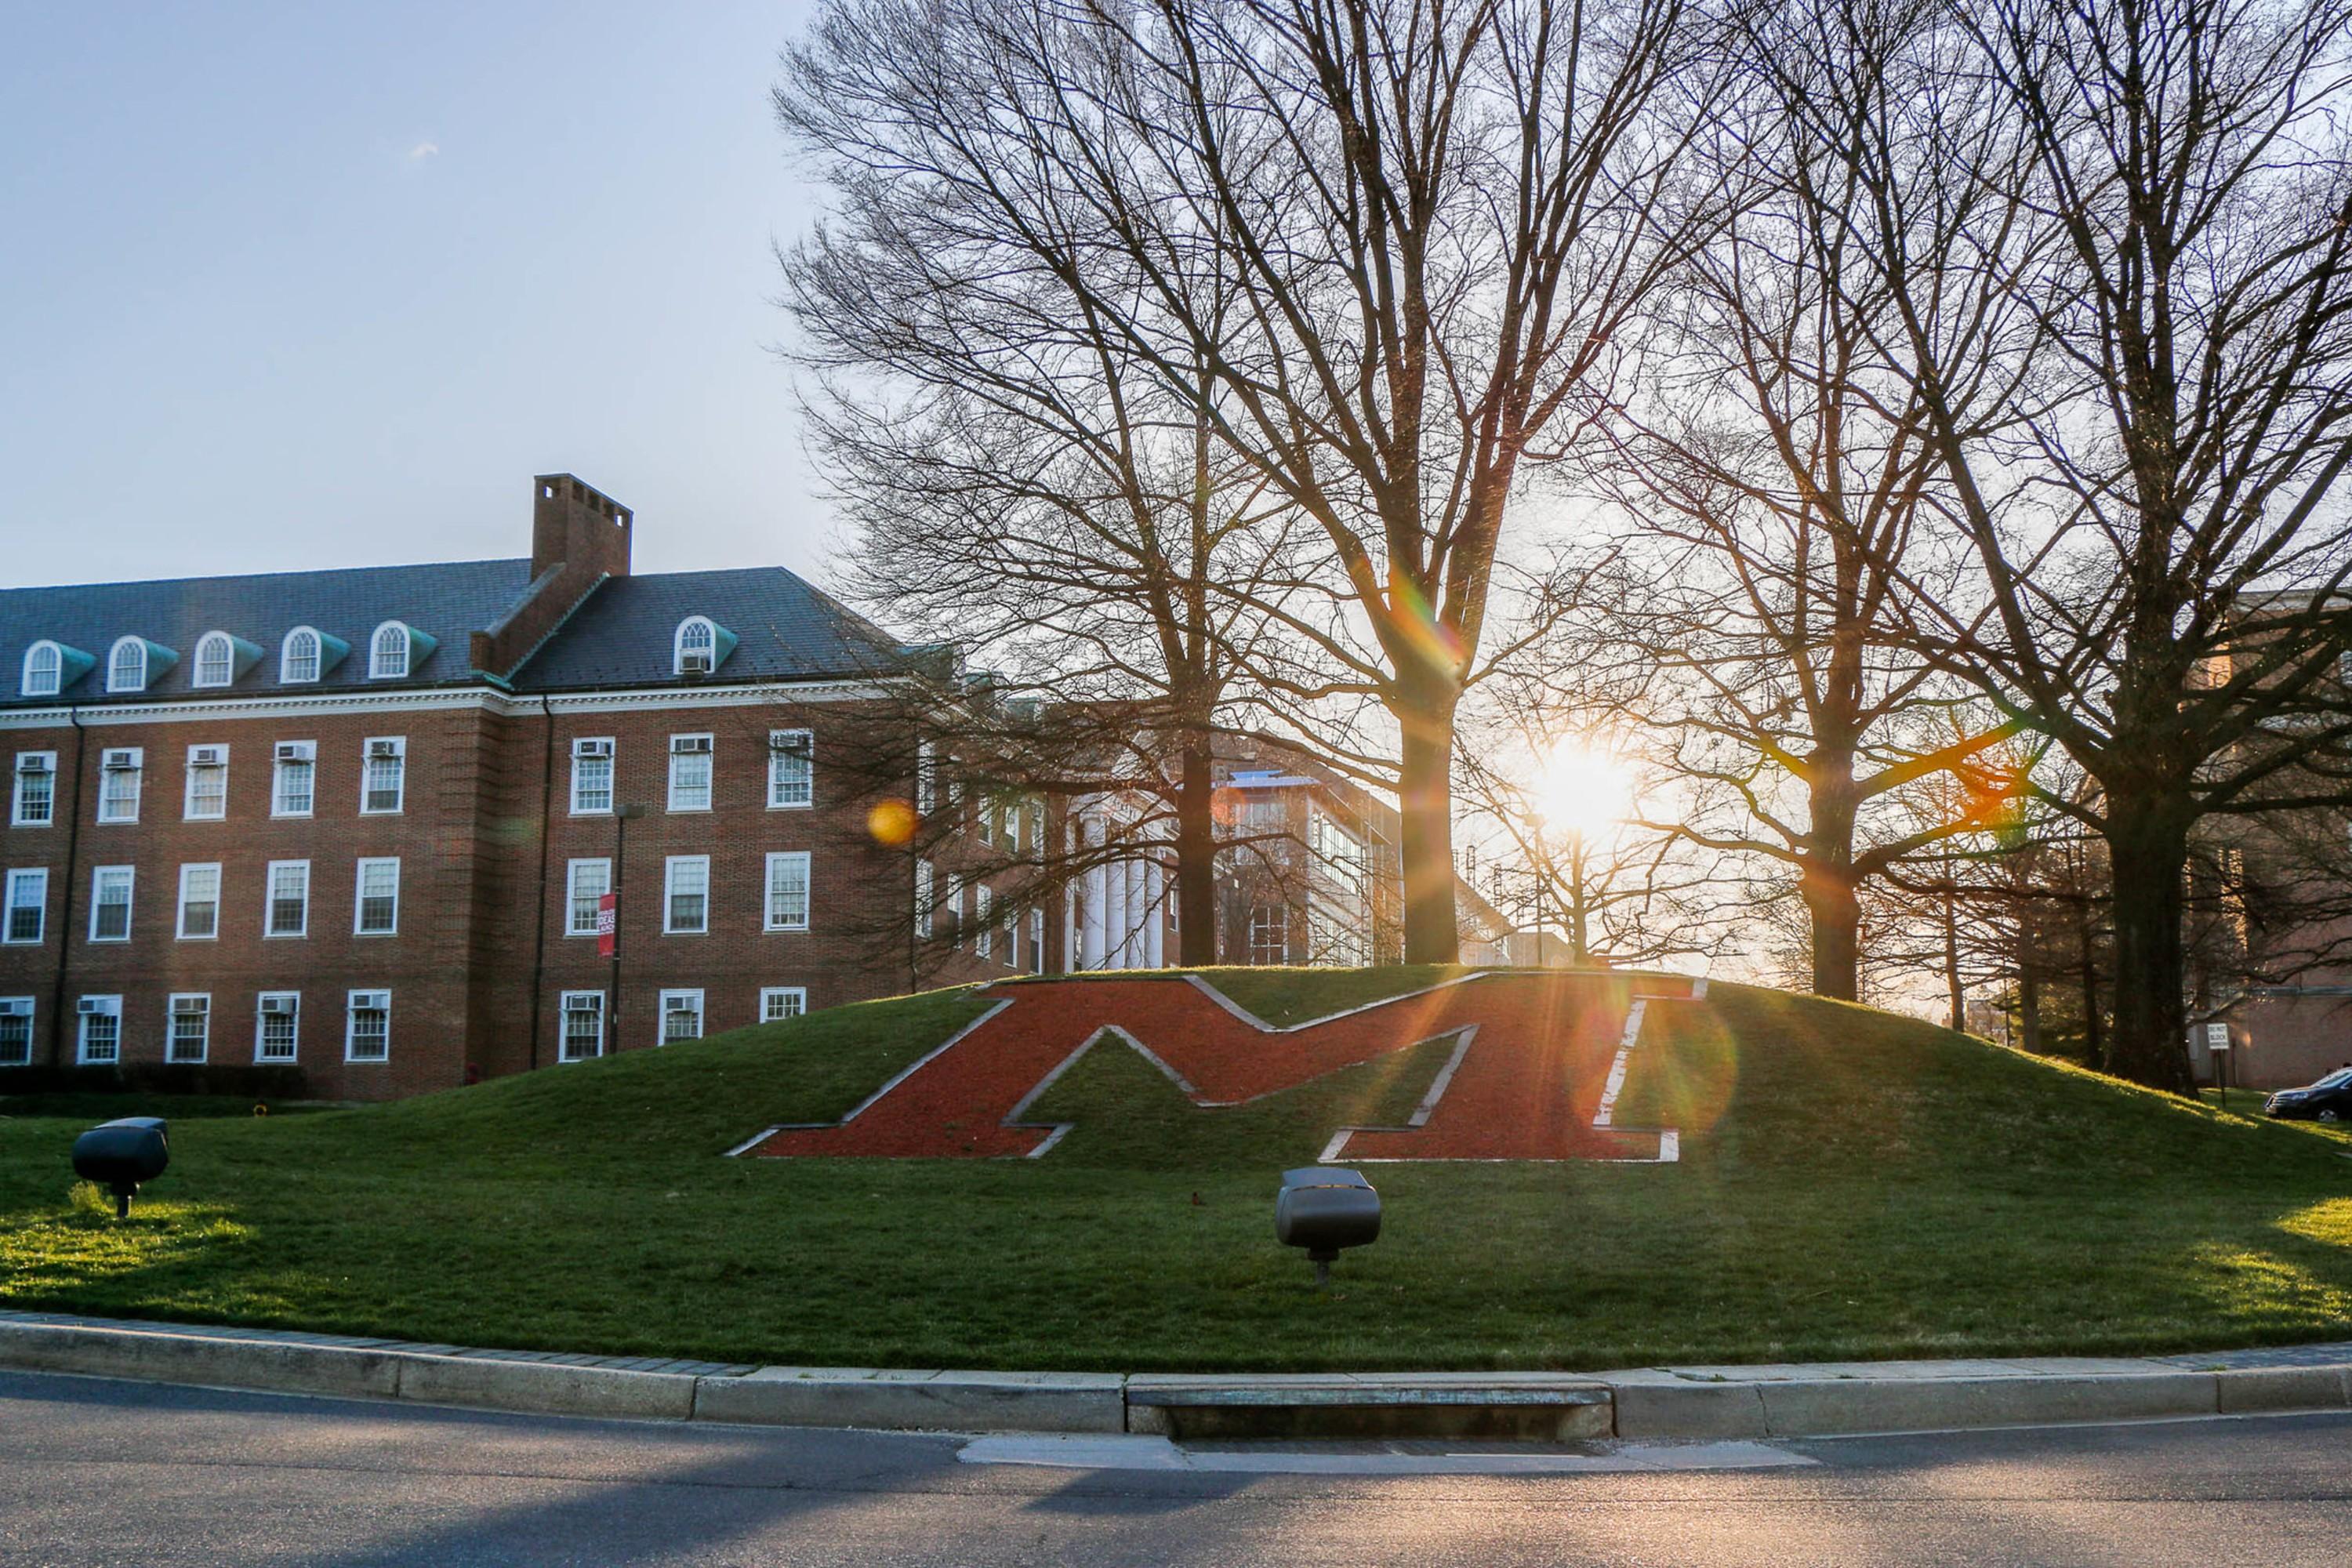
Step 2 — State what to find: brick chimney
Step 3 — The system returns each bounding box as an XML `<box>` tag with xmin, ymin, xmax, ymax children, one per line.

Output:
<box><xmin>531</xmin><ymin>473</ymin><xmax>633</xmax><ymax>583</ymax></box>
<box><xmin>470</xmin><ymin>474</ymin><xmax>636</xmax><ymax>680</ymax></box>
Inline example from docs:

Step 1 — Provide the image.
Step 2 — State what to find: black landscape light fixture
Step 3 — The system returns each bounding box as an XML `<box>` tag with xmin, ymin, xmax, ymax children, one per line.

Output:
<box><xmin>1276</xmin><ymin>1167</ymin><xmax>1382</xmax><ymax>1288</ymax></box>
<box><xmin>71</xmin><ymin>1116</ymin><xmax>169</xmax><ymax>1219</ymax></box>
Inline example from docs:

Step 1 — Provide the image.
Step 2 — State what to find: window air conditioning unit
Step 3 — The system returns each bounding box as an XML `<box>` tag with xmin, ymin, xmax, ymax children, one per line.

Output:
<box><xmin>14</xmin><ymin>754</ymin><xmax>49</xmax><ymax>774</ymax></box>
<box><xmin>366</xmin><ymin>740</ymin><xmax>401</xmax><ymax>760</ymax></box>
<box><xmin>261</xmin><ymin>996</ymin><xmax>296</xmax><ymax>1016</ymax></box>
<box><xmin>0</xmin><ymin>998</ymin><xmax>31</xmax><ymax>1018</ymax></box>
<box><xmin>190</xmin><ymin>746</ymin><xmax>226</xmax><ymax>766</ymax></box>
<box><xmin>101</xmin><ymin>749</ymin><xmax>139</xmax><ymax>771</ymax></box>
<box><xmin>352</xmin><ymin>991</ymin><xmax>390</xmax><ymax>1011</ymax></box>
<box><xmin>679</xmin><ymin>652</ymin><xmax>713</xmax><ymax>676</ymax></box>
<box><xmin>275</xmin><ymin>742</ymin><xmax>312</xmax><ymax>763</ymax></box>
<box><xmin>172</xmin><ymin>996</ymin><xmax>208</xmax><ymax>1015</ymax></box>
<box><xmin>671</xmin><ymin>735</ymin><xmax>713</xmax><ymax>754</ymax></box>
<box><xmin>77</xmin><ymin>997</ymin><xmax>111</xmax><ymax>1015</ymax></box>
<box><xmin>574</xmin><ymin>739</ymin><xmax>614</xmax><ymax>760</ymax></box>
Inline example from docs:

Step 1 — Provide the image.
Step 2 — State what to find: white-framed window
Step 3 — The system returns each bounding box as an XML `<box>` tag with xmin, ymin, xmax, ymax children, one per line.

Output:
<box><xmin>565</xmin><ymin>858</ymin><xmax>612</xmax><ymax>937</ymax></box>
<box><xmin>11</xmin><ymin>751</ymin><xmax>56</xmax><ymax>826</ymax></box>
<box><xmin>975</xmin><ymin>884</ymin><xmax>993</xmax><ymax>958</ymax></box>
<box><xmin>97</xmin><ymin>746</ymin><xmax>142</xmax><ymax>823</ymax></box>
<box><xmin>4</xmin><ymin>868</ymin><xmax>47</xmax><ymax>944</ymax></box>
<box><xmin>264</xmin><ymin>860</ymin><xmax>309</xmax><ymax>938</ymax></box>
<box><xmin>659</xmin><ymin>988</ymin><xmax>704</xmax><ymax>1045</ymax></box>
<box><xmin>255</xmin><ymin>991</ymin><xmax>300</xmax><ymax>1062</ymax></box>
<box><xmin>0</xmin><ymin>997</ymin><xmax>33</xmax><ymax>1066</ymax></box>
<box><xmin>281</xmin><ymin>626</ymin><xmax>323</xmax><ymax>684</ymax></box>
<box><xmin>354</xmin><ymin>858</ymin><xmax>400</xmax><ymax>935</ymax></box>
<box><xmin>272</xmin><ymin>740</ymin><xmax>316</xmax><ymax>817</ymax></box>
<box><xmin>183</xmin><ymin>744</ymin><xmax>228</xmax><ymax>820</ymax></box>
<box><xmin>176</xmin><ymin>862</ymin><xmax>220</xmax><ymax>940</ymax></box>
<box><xmin>559</xmin><ymin>990</ymin><xmax>605</xmax><ymax>1062</ymax></box>
<box><xmin>89</xmin><ymin>866</ymin><xmax>133</xmax><ymax>942</ymax></box>
<box><xmin>673</xmin><ymin>616</ymin><xmax>717</xmax><ymax>676</ymax></box>
<box><xmin>664</xmin><ymin>855</ymin><xmax>709</xmax><ymax>934</ymax></box>
<box><xmin>166</xmin><ymin>993</ymin><xmax>209</xmax><ymax>1064</ymax></box>
<box><xmin>943</xmin><ymin>874</ymin><xmax>964</xmax><ymax>949</ymax></box>
<box><xmin>914</xmin><ymin>858</ymin><xmax>934</xmax><ymax>938</ymax></box>
<box><xmin>345</xmin><ymin>989</ymin><xmax>391</xmax><ymax>1062</ymax></box>
<box><xmin>667</xmin><ymin>733</ymin><xmax>713</xmax><ymax>812</ymax></box>
<box><xmin>570</xmin><ymin>737</ymin><xmax>615</xmax><ymax>815</ymax></box>
<box><xmin>21</xmin><ymin>641</ymin><xmax>64</xmax><ymax>699</ymax></box>
<box><xmin>361</xmin><ymin>737</ymin><xmax>405</xmax><ymax>814</ymax></box>
<box><xmin>1025</xmin><ymin>799</ymin><xmax>1044</xmax><ymax>859</ymax></box>
<box><xmin>916</xmin><ymin>739</ymin><xmax>938</xmax><ymax>815</ymax></box>
<box><xmin>768</xmin><ymin>729</ymin><xmax>813</xmax><ymax>809</ymax></box>
<box><xmin>76</xmin><ymin>994</ymin><xmax>122</xmax><ymax>1065</ymax></box>
<box><xmin>764</xmin><ymin>851</ymin><xmax>811</xmax><ymax>931</ymax></box>
<box><xmin>760</xmin><ymin>986</ymin><xmax>808</xmax><ymax>1023</ymax></box>
<box><xmin>192</xmin><ymin>631</ymin><xmax>235</xmax><ymax>688</ymax></box>
<box><xmin>107</xmin><ymin>637</ymin><xmax>147</xmax><ymax>694</ymax></box>
<box><xmin>1029</xmin><ymin>906</ymin><xmax>1046</xmax><ymax>975</ymax></box>
<box><xmin>1249</xmin><ymin>904</ymin><xmax>1289</xmax><ymax>965</ymax></box>
<box><xmin>369</xmin><ymin>621</ymin><xmax>412</xmax><ymax>679</ymax></box>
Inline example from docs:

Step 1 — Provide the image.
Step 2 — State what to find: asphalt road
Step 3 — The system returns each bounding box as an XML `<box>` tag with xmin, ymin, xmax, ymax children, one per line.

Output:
<box><xmin>2</xmin><ymin>1369</ymin><xmax>2348</xmax><ymax>1566</ymax></box>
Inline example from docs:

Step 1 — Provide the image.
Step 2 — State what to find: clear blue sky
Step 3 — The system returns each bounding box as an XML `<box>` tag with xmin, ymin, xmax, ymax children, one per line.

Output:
<box><xmin>0</xmin><ymin>2</ymin><xmax>833</xmax><ymax>588</ymax></box>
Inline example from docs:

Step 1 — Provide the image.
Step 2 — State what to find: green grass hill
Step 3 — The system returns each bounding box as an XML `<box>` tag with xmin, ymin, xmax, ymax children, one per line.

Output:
<box><xmin>3</xmin><ymin>970</ymin><xmax>2348</xmax><ymax>1372</ymax></box>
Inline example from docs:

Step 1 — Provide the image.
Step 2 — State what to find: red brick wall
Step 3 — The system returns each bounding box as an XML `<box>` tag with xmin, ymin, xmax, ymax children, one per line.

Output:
<box><xmin>0</xmin><ymin>691</ymin><xmax>962</xmax><ymax>1100</ymax></box>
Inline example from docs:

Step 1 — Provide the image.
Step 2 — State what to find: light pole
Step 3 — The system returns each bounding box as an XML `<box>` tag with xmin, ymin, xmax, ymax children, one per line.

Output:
<box><xmin>609</xmin><ymin>803</ymin><xmax>645</xmax><ymax>1053</ymax></box>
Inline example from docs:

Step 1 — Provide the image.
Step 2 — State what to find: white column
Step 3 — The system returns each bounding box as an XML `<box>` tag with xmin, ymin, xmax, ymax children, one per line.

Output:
<box><xmin>1146</xmin><ymin>858</ymin><xmax>1166</xmax><ymax>967</ymax></box>
<box><xmin>1083</xmin><ymin>821</ymin><xmax>1110</xmax><ymax>970</ymax></box>
<box><xmin>1105</xmin><ymin>846</ymin><xmax>1128</xmax><ymax>967</ymax></box>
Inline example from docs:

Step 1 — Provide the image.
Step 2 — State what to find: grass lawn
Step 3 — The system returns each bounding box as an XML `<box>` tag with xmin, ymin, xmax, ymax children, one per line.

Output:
<box><xmin>3</xmin><ymin>969</ymin><xmax>2349</xmax><ymax>1372</ymax></box>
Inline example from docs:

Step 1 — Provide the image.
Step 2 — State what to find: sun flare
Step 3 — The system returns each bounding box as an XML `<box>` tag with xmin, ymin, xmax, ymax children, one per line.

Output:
<box><xmin>1533</xmin><ymin>741</ymin><xmax>1635</xmax><ymax>841</ymax></box>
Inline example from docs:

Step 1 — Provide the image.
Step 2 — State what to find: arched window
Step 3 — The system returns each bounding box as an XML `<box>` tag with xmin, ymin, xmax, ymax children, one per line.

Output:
<box><xmin>281</xmin><ymin>627</ymin><xmax>322</xmax><ymax>684</ymax></box>
<box><xmin>107</xmin><ymin>637</ymin><xmax>147</xmax><ymax>694</ymax></box>
<box><xmin>20</xmin><ymin>641</ymin><xmax>63</xmax><ymax>698</ymax></box>
<box><xmin>192</xmin><ymin>632</ymin><xmax>235</xmax><ymax>689</ymax></box>
<box><xmin>370</xmin><ymin>621</ymin><xmax>412</xmax><ymax>680</ymax></box>
<box><xmin>674</xmin><ymin>617</ymin><xmax>717</xmax><ymax>675</ymax></box>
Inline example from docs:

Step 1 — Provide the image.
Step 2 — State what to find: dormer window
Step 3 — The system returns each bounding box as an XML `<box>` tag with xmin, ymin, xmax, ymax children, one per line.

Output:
<box><xmin>671</xmin><ymin>616</ymin><xmax>735</xmax><ymax>677</ymax></box>
<box><xmin>282</xmin><ymin>627</ymin><xmax>321</xmax><ymax>684</ymax></box>
<box><xmin>675</xmin><ymin>617</ymin><xmax>715</xmax><ymax>676</ymax></box>
<box><xmin>192</xmin><ymin>633</ymin><xmax>235</xmax><ymax>689</ymax></box>
<box><xmin>108</xmin><ymin>637</ymin><xmax>148</xmax><ymax>694</ymax></box>
<box><xmin>21</xmin><ymin>641</ymin><xmax>63</xmax><ymax>698</ymax></box>
<box><xmin>371</xmin><ymin>622</ymin><xmax>412</xmax><ymax>680</ymax></box>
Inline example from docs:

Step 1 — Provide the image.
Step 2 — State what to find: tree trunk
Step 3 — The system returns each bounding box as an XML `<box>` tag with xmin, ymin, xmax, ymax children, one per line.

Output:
<box><xmin>1802</xmin><ymin>750</ymin><xmax>1861</xmax><ymax>1000</ymax></box>
<box><xmin>1943</xmin><ymin>886</ymin><xmax>1965</xmax><ymax>1032</ymax></box>
<box><xmin>2016</xmin><ymin>924</ymin><xmax>2043</xmax><ymax>1056</ymax></box>
<box><xmin>1174</xmin><ymin>728</ymin><xmax>1219</xmax><ymax>968</ymax></box>
<box><xmin>1801</xmin><ymin>866</ymin><xmax>1861</xmax><ymax>1001</ymax></box>
<box><xmin>2103</xmin><ymin>805</ymin><xmax>2198</xmax><ymax>1093</ymax></box>
<box><xmin>1396</xmin><ymin>681</ymin><xmax>1461</xmax><ymax>966</ymax></box>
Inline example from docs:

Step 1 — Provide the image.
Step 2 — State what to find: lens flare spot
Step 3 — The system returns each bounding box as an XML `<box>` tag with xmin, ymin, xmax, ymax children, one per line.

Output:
<box><xmin>867</xmin><ymin>798</ymin><xmax>917</xmax><ymax>847</ymax></box>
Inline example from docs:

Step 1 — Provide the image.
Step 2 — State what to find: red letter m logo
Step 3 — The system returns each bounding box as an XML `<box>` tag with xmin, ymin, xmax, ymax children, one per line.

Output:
<box><xmin>735</xmin><ymin>972</ymin><xmax>1694</xmax><ymax>1162</ymax></box>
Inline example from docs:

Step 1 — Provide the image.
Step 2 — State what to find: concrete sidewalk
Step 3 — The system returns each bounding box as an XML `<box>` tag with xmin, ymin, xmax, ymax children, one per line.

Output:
<box><xmin>3</xmin><ymin>1308</ymin><xmax>2346</xmax><ymax>1440</ymax></box>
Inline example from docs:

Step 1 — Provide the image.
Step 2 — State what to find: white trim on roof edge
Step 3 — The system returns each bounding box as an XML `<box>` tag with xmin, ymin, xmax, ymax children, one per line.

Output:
<box><xmin>0</xmin><ymin>677</ymin><xmax>903</xmax><ymax>730</ymax></box>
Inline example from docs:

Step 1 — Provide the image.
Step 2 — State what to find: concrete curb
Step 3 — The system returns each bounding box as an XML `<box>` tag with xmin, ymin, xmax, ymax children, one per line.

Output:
<box><xmin>4</xmin><ymin>1317</ymin><xmax>2350</xmax><ymax>1440</ymax></box>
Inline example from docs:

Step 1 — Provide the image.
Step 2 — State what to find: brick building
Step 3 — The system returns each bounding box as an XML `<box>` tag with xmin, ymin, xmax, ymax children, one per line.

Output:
<box><xmin>0</xmin><ymin>476</ymin><xmax>1030</xmax><ymax>1099</ymax></box>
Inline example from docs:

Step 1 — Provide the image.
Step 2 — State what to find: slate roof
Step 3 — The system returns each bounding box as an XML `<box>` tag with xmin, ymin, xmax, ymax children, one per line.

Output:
<box><xmin>512</xmin><ymin>568</ymin><xmax>904</xmax><ymax>691</ymax></box>
<box><xmin>1</xmin><ymin>558</ymin><xmax>908</xmax><ymax>709</ymax></box>
<box><xmin>0</xmin><ymin>559</ymin><xmax>535</xmax><ymax>709</ymax></box>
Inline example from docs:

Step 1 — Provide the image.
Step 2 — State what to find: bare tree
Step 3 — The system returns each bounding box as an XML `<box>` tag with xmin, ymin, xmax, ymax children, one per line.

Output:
<box><xmin>1759</xmin><ymin>0</ymin><xmax>2352</xmax><ymax>1091</ymax></box>
<box><xmin>777</xmin><ymin>116</ymin><xmax>1308</xmax><ymax>966</ymax></box>
<box><xmin>1562</xmin><ymin>47</ymin><xmax>2036</xmax><ymax>999</ymax></box>
<box><xmin>779</xmin><ymin>0</ymin><xmax>1718</xmax><ymax>963</ymax></box>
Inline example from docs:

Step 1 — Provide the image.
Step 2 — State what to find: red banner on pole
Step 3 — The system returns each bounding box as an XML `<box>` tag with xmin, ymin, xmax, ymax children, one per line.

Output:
<box><xmin>596</xmin><ymin>891</ymin><xmax>619</xmax><ymax>959</ymax></box>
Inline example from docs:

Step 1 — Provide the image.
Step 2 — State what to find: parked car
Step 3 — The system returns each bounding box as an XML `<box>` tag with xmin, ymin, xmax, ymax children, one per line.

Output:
<box><xmin>2263</xmin><ymin>1068</ymin><xmax>2352</xmax><ymax>1123</ymax></box>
